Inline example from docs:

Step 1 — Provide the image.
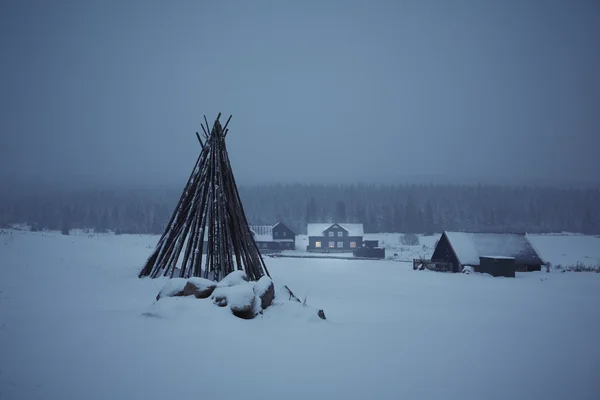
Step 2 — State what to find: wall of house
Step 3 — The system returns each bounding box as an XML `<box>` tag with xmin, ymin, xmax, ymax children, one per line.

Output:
<box><xmin>277</xmin><ymin>241</ymin><xmax>295</xmax><ymax>250</ymax></box>
<box><xmin>201</xmin><ymin>238</ymin><xmax>293</xmax><ymax>253</ymax></box>
<box><xmin>353</xmin><ymin>247</ymin><xmax>385</xmax><ymax>258</ymax></box>
<box><xmin>255</xmin><ymin>241</ymin><xmax>282</xmax><ymax>251</ymax></box>
<box><xmin>273</xmin><ymin>224</ymin><xmax>295</xmax><ymax>241</ymax></box>
<box><xmin>477</xmin><ymin>257</ymin><xmax>516</xmax><ymax>277</ymax></box>
<box><xmin>323</xmin><ymin>225</ymin><xmax>347</xmax><ymax>238</ymax></box>
<box><xmin>307</xmin><ymin>236</ymin><xmax>362</xmax><ymax>252</ymax></box>
<box><xmin>272</xmin><ymin>223</ymin><xmax>296</xmax><ymax>250</ymax></box>
<box><xmin>515</xmin><ymin>263</ymin><xmax>542</xmax><ymax>272</ymax></box>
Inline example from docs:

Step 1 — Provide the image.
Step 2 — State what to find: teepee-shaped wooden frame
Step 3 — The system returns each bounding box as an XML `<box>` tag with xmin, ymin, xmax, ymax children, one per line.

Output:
<box><xmin>139</xmin><ymin>114</ymin><xmax>270</xmax><ymax>282</ymax></box>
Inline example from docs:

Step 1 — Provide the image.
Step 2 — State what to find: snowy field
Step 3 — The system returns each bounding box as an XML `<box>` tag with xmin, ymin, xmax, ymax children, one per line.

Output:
<box><xmin>1</xmin><ymin>229</ymin><xmax>600</xmax><ymax>399</ymax></box>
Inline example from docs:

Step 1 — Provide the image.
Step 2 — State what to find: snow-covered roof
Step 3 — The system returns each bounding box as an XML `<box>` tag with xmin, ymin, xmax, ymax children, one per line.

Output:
<box><xmin>250</xmin><ymin>225</ymin><xmax>272</xmax><ymax>235</ymax></box>
<box><xmin>249</xmin><ymin>226</ymin><xmax>273</xmax><ymax>242</ymax></box>
<box><xmin>307</xmin><ymin>223</ymin><xmax>364</xmax><ymax>237</ymax></box>
<box><xmin>480</xmin><ymin>256</ymin><xmax>515</xmax><ymax>260</ymax></box>
<box><xmin>444</xmin><ymin>231</ymin><xmax>543</xmax><ymax>266</ymax></box>
<box><xmin>248</xmin><ymin>226</ymin><xmax>271</xmax><ymax>242</ymax></box>
<box><xmin>307</xmin><ymin>224</ymin><xmax>331</xmax><ymax>237</ymax></box>
<box><xmin>253</xmin><ymin>234</ymin><xmax>273</xmax><ymax>242</ymax></box>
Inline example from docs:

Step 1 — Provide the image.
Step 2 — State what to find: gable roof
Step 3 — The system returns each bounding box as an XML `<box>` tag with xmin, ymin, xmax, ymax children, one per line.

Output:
<box><xmin>249</xmin><ymin>225</ymin><xmax>273</xmax><ymax>242</ymax></box>
<box><xmin>307</xmin><ymin>223</ymin><xmax>364</xmax><ymax>237</ymax></box>
<box><xmin>250</xmin><ymin>225</ymin><xmax>272</xmax><ymax>235</ymax></box>
<box><xmin>272</xmin><ymin>222</ymin><xmax>296</xmax><ymax>235</ymax></box>
<box><xmin>443</xmin><ymin>231</ymin><xmax>544</xmax><ymax>266</ymax></box>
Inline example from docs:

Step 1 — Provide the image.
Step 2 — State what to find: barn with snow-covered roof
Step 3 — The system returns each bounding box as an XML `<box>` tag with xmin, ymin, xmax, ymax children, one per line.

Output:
<box><xmin>307</xmin><ymin>223</ymin><xmax>364</xmax><ymax>252</ymax></box>
<box><xmin>431</xmin><ymin>231</ymin><xmax>544</xmax><ymax>273</ymax></box>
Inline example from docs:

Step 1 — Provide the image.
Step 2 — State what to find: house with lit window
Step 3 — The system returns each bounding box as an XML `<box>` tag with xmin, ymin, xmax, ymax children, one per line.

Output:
<box><xmin>306</xmin><ymin>223</ymin><xmax>364</xmax><ymax>253</ymax></box>
<box><xmin>249</xmin><ymin>222</ymin><xmax>296</xmax><ymax>251</ymax></box>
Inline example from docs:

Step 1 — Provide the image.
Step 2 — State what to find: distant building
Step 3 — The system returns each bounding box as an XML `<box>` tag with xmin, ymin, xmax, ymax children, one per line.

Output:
<box><xmin>362</xmin><ymin>239</ymin><xmax>379</xmax><ymax>249</ymax></box>
<box><xmin>352</xmin><ymin>239</ymin><xmax>385</xmax><ymax>259</ymax></box>
<box><xmin>202</xmin><ymin>222</ymin><xmax>296</xmax><ymax>253</ymax></box>
<box><xmin>430</xmin><ymin>231</ymin><xmax>544</xmax><ymax>272</ymax></box>
<box><xmin>249</xmin><ymin>222</ymin><xmax>296</xmax><ymax>251</ymax></box>
<box><xmin>306</xmin><ymin>223</ymin><xmax>364</xmax><ymax>252</ymax></box>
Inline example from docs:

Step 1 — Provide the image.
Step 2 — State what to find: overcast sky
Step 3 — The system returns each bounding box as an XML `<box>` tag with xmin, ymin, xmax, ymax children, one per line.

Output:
<box><xmin>1</xmin><ymin>0</ymin><xmax>599</xmax><ymax>189</ymax></box>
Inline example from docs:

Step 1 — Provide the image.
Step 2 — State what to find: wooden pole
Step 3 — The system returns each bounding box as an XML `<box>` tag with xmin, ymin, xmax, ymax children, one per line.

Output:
<box><xmin>139</xmin><ymin>114</ymin><xmax>269</xmax><ymax>282</ymax></box>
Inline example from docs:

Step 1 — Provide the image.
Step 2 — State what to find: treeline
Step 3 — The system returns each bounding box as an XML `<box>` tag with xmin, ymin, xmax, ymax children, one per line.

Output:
<box><xmin>1</xmin><ymin>183</ymin><xmax>599</xmax><ymax>235</ymax></box>
<box><xmin>0</xmin><ymin>187</ymin><xmax>175</xmax><ymax>235</ymax></box>
<box><xmin>240</xmin><ymin>183</ymin><xmax>600</xmax><ymax>235</ymax></box>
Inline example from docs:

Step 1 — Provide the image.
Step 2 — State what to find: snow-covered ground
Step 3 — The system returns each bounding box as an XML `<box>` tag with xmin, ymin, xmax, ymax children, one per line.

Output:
<box><xmin>527</xmin><ymin>233</ymin><xmax>600</xmax><ymax>267</ymax></box>
<box><xmin>1</xmin><ymin>229</ymin><xmax>600</xmax><ymax>399</ymax></box>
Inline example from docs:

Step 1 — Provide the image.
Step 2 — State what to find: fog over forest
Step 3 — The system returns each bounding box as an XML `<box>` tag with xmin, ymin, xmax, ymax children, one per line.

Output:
<box><xmin>1</xmin><ymin>1</ymin><xmax>599</xmax><ymax>236</ymax></box>
<box><xmin>2</xmin><ymin>182</ymin><xmax>599</xmax><ymax>236</ymax></box>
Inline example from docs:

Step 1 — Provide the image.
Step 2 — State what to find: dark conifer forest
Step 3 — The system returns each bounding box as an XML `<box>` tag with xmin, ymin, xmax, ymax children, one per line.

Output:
<box><xmin>1</xmin><ymin>183</ymin><xmax>599</xmax><ymax>235</ymax></box>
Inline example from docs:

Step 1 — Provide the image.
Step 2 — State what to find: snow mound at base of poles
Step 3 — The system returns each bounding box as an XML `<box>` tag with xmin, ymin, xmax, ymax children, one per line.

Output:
<box><xmin>149</xmin><ymin>270</ymin><xmax>325</xmax><ymax>321</ymax></box>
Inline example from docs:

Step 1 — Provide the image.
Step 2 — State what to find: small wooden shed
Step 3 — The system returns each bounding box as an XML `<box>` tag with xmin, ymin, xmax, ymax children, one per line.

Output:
<box><xmin>476</xmin><ymin>256</ymin><xmax>516</xmax><ymax>277</ymax></box>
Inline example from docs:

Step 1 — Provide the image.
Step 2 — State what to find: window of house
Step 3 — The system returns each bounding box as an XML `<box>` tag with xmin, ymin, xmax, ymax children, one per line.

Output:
<box><xmin>337</xmin><ymin>241</ymin><xmax>344</xmax><ymax>248</ymax></box>
<box><xmin>283</xmin><ymin>231</ymin><xmax>287</xmax><ymax>237</ymax></box>
<box><xmin>329</xmin><ymin>241</ymin><xmax>335</xmax><ymax>248</ymax></box>
<box><xmin>328</xmin><ymin>231</ymin><xmax>334</xmax><ymax>237</ymax></box>
<box><xmin>315</xmin><ymin>241</ymin><xmax>321</xmax><ymax>248</ymax></box>
<box><xmin>337</xmin><ymin>231</ymin><xmax>343</xmax><ymax>237</ymax></box>
<box><xmin>350</xmin><ymin>241</ymin><xmax>357</xmax><ymax>248</ymax></box>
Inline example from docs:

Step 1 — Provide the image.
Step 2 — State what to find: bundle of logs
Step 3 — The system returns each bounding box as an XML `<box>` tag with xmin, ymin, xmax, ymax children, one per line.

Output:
<box><xmin>138</xmin><ymin>114</ymin><xmax>269</xmax><ymax>281</ymax></box>
<box><xmin>139</xmin><ymin>113</ymin><xmax>325</xmax><ymax>321</ymax></box>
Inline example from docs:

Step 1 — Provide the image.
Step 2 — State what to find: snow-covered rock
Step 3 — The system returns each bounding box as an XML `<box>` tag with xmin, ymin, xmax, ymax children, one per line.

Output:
<box><xmin>216</xmin><ymin>270</ymin><xmax>248</xmax><ymax>287</ymax></box>
<box><xmin>183</xmin><ymin>277</ymin><xmax>216</xmax><ymax>298</ymax></box>
<box><xmin>253</xmin><ymin>276</ymin><xmax>275</xmax><ymax>309</ymax></box>
<box><xmin>230</xmin><ymin>293</ymin><xmax>259</xmax><ymax>320</ymax></box>
<box><xmin>156</xmin><ymin>278</ymin><xmax>187</xmax><ymax>301</ymax></box>
<box><xmin>212</xmin><ymin>283</ymin><xmax>261</xmax><ymax>319</ymax></box>
<box><xmin>212</xmin><ymin>291</ymin><xmax>228</xmax><ymax>307</ymax></box>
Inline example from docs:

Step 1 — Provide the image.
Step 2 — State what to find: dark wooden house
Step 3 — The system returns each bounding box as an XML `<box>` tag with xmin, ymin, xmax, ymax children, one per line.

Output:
<box><xmin>272</xmin><ymin>222</ymin><xmax>296</xmax><ymax>246</ymax></box>
<box><xmin>249</xmin><ymin>222</ymin><xmax>296</xmax><ymax>251</ymax></box>
<box><xmin>202</xmin><ymin>221</ymin><xmax>296</xmax><ymax>253</ymax></box>
<box><xmin>430</xmin><ymin>231</ymin><xmax>544</xmax><ymax>273</ymax></box>
<box><xmin>307</xmin><ymin>223</ymin><xmax>364</xmax><ymax>252</ymax></box>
